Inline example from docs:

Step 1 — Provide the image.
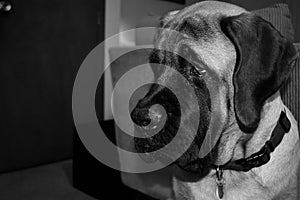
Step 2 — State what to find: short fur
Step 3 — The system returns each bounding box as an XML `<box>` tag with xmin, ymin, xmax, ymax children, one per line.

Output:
<box><xmin>131</xmin><ymin>1</ymin><xmax>300</xmax><ymax>199</ymax></box>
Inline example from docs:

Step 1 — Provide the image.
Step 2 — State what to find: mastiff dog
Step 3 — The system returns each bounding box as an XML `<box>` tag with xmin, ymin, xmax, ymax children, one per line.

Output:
<box><xmin>130</xmin><ymin>1</ymin><xmax>300</xmax><ymax>199</ymax></box>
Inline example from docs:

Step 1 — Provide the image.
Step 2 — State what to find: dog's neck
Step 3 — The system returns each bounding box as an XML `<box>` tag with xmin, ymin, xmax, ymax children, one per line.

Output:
<box><xmin>244</xmin><ymin>91</ymin><xmax>283</xmax><ymax>157</ymax></box>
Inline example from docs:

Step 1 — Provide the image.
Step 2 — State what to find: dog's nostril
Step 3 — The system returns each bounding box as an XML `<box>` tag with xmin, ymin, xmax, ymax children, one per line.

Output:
<box><xmin>131</xmin><ymin>107</ymin><xmax>151</xmax><ymax>127</ymax></box>
<box><xmin>140</xmin><ymin>117</ymin><xmax>151</xmax><ymax>127</ymax></box>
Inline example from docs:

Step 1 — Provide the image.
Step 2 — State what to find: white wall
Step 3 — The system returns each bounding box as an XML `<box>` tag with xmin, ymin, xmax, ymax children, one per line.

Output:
<box><xmin>105</xmin><ymin>0</ymin><xmax>121</xmax><ymax>120</ymax></box>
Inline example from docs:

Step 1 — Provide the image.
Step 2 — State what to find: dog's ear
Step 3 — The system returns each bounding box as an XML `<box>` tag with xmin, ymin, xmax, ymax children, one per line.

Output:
<box><xmin>220</xmin><ymin>13</ymin><xmax>298</xmax><ymax>133</ymax></box>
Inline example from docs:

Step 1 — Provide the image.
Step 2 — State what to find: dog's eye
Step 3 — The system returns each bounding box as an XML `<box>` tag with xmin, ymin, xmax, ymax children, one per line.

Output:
<box><xmin>190</xmin><ymin>67</ymin><xmax>199</xmax><ymax>76</ymax></box>
<box><xmin>189</xmin><ymin>66</ymin><xmax>206</xmax><ymax>77</ymax></box>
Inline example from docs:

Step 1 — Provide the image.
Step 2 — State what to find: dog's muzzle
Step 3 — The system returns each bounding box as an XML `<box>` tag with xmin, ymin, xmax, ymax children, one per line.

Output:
<box><xmin>130</xmin><ymin>50</ymin><xmax>214</xmax><ymax>174</ymax></box>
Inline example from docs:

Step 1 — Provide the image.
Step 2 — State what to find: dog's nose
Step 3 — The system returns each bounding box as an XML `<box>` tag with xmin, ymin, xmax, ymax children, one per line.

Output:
<box><xmin>131</xmin><ymin>104</ymin><xmax>164</xmax><ymax>129</ymax></box>
<box><xmin>131</xmin><ymin>84</ymin><xmax>166</xmax><ymax>129</ymax></box>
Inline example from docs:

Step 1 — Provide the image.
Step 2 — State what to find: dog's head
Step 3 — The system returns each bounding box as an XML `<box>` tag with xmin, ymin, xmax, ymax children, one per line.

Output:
<box><xmin>130</xmin><ymin>1</ymin><xmax>297</xmax><ymax>176</ymax></box>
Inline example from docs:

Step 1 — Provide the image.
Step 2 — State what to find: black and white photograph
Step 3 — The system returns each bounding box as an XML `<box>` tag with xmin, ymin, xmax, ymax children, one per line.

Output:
<box><xmin>0</xmin><ymin>0</ymin><xmax>300</xmax><ymax>199</ymax></box>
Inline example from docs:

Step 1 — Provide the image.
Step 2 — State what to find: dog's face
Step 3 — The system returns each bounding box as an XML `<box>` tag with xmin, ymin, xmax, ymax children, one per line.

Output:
<box><xmin>130</xmin><ymin>1</ymin><xmax>297</xmax><ymax>177</ymax></box>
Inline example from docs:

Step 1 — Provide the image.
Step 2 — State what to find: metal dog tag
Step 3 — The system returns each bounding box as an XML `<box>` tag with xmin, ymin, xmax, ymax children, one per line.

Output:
<box><xmin>216</xmin><ymin>178</ymin><xmax>225</xmax><ymax>199</ymax></box>
<box><xmin>215</xmin><ymin>167</ymin><xmax>225</xmax><ymax>199</ymax></box>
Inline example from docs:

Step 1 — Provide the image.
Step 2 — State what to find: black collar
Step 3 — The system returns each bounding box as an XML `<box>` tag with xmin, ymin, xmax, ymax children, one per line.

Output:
<box><xmin>213</xmin><ymin>110</ymin><xmax>291</xmax><ymax>172</ymax></box>
<box><xmin>180</xmin><ymin>110</ymin><xmax>291</xmax><ymax>173</ymax></box>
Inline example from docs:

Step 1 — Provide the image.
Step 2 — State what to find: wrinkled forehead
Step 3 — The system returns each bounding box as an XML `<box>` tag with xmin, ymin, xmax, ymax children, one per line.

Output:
<box><xmin>178</xmin><ymin>1</ymin><xmax>245</xmax><ymax>17</ymax></box>
<box><xmin>160</xmin><ymin>1</ymin><xmax>246</xmax><ymax>28</ymax></box>
<box><xmin>154</xmin><ymin>1</ymin><xmax>247</xmax><ymax>76</ymax></box>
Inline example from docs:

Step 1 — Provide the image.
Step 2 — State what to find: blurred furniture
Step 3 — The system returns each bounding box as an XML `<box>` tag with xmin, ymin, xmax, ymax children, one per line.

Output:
<box><xmin>281</xmin><ymin>44</ymin><xmax>300</xmax><ymax>127</ymax></box>
<box><xmin>0</xmin><ymin>0</ymin><xmax>101</xmax><ymax>173</ymax></box>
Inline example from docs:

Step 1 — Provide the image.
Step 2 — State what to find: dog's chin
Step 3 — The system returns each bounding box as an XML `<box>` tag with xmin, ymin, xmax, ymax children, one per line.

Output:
<box><xmin>214</xmin><ymin>132</ymin><xmax>252</xmax><ymax>165</ymax></box>
<box><xmin>174</xmin><ymin>116</ymin><xmax>252</xmax><ymax>177</ymax></box>
<box><xmin>177</xmin><ymin>144</ymin><xmax>218</xmax><ymax>171</ymax></box>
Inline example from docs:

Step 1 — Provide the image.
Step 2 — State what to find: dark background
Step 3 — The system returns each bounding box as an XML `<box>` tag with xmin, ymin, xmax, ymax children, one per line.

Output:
<box><xmin>0</xmin><ymin>0</ymin><xmax>299</xmax><ymax>200</ymax></box>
